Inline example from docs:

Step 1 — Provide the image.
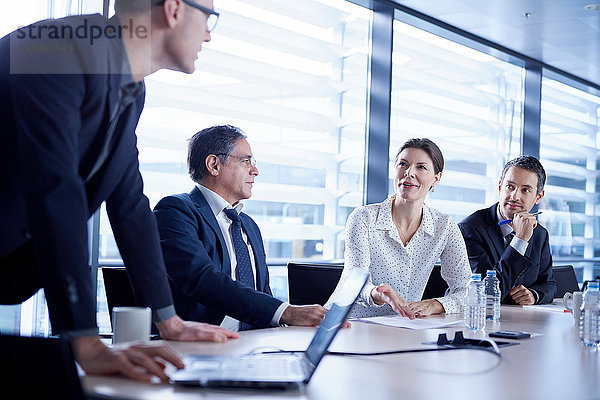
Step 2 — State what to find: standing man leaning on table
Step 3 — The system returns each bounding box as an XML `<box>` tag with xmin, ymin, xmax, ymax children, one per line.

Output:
<box><xmin>0</xmin><ymin>0</ymin><xmax>238</xmax><ymax>383</ymax></box>
<box><xmin>459</xmin><ymin>156</ymin><xmax>557</xmax><ymax>305</ymax></box>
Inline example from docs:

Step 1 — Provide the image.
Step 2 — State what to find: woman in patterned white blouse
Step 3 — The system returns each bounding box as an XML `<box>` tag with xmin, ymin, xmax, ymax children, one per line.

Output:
<box><xmin>326</xmin><ymin>138</ymin><xmax>471</xmax><ymax>319</ymax></box>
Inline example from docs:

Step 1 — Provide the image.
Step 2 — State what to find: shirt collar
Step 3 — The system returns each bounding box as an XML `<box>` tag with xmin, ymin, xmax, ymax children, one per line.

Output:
<box><xmin>196</xmin><ymin>184</ymin><xmax>244</xmax><ymax>217</ymax></box>
<box><xmin>496</xmin><ymin>204</ymin><xmax>513</xmax><ymax>236</ymax></box>
<box><xmin>375</xmin><ymin>195</ymin><xmax>434</xmax><ymax>237</ymax></box>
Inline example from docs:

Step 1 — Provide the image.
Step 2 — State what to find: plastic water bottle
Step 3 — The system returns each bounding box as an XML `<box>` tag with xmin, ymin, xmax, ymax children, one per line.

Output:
<box><xmin>464</xmin><ymin>273</ymin><xmax>485</xmax><ymax>330</ymax></box>
<box><xmin>579</xmin><ymin>281</ymin><xmax>600</xmax><ymax>347</ymax></box>
<box><xmin>484</xmin><ymin>270</ymin><xmax>501</xmax><ymax>321</ymax></box>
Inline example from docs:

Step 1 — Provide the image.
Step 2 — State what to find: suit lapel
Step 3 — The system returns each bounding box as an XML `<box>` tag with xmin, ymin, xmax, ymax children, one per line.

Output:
<box><xmin>485</xmin><ymin>204</ymin><xmax>505</xmax><ymax>263</ymax></box>
<box><xmin>189</xmin><ymin>187</ymin><xmax>231</xmax><ymax>276</ymax></box>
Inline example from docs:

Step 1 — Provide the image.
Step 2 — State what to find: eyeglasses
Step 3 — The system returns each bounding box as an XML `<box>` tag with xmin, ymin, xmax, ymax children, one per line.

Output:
<box><xmin>217</xmin><ymin>154</ymin><xmax>257</xmax><ymax>167</ymax></box>
<box><xmin>157</xmin><ymin>0</ymin><xmax>220</xmax><ymax>32</ymax></box>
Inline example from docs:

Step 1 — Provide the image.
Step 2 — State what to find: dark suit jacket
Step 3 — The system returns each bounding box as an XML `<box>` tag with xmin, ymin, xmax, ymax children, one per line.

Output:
<box><xmin>458</xmin><ymin>204</ymin><xmax>556</xmax><ymax>304</ymax></box>
<box><xmin>0</xmin><ymin>14</ymin><xmax>173</xmax><ymax>334</ymax></box>
<box><xmin>154</xmin><ymin>187</ymin><xmax>283</xmax><ymax>328</ymax></box>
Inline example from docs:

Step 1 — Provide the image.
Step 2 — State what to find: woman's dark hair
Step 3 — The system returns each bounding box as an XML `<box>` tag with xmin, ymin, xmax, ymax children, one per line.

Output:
<box><xmin>501</xmin><ymin>155</ymin><xmax>546</xmax><ymax>194</ymax></box>
<box><xmin>395</xmin><ymin>138</ymin><xmax>444</xmax><ymax>174</ymax></box>
<box><xmin>187</xmin><ymin>125</ymin><xmax>247</xmax><ymax>183</ymax></box>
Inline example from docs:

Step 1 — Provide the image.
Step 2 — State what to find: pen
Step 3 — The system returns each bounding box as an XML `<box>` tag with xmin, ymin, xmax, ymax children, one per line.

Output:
<box><xmin>498</xmin><ymin>211</ymin><xmax>542</xmax><ymax>226</ymax></box>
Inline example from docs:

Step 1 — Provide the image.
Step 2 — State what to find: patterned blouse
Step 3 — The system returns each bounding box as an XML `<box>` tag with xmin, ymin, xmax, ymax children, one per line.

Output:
<box><xmin>327</xmin><ymin>195</ymin><xmax>471</xmax><ymax>317</ymax></box>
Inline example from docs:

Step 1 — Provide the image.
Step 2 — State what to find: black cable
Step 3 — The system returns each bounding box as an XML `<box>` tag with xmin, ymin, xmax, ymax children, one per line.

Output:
<box><xmin>327</xmin><ymin>345</ymin><xmax>501</xmax><ymax>358</ymax></box>
<box><xmin>246</xmin><ymin>333</ymin><xmax>503</xmax><ymax>359</ymax></box>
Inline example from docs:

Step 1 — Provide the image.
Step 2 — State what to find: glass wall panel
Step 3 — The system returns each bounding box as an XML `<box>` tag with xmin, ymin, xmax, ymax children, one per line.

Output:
<box><xmin>540</xmin><ymin>78</ymin><xmax>600</xmax><ymax>282</ymax></box>
<box><xmin>389</xmin><ymin>20</ymin><xmax>524</xmax><ymax>223</ymax></box>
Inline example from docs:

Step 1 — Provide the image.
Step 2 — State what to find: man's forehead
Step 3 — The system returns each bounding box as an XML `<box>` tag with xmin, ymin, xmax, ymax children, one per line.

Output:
<box><xmin>232</xmin><ymin>138</ymin><xmax>252</xmax><ymax>154</ymax></box>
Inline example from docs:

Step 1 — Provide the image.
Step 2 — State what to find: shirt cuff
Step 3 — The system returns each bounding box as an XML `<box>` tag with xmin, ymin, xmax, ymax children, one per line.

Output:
<box><xmin>510</xmin><ymin>236</ymin><xmax>528</xmax><ymax>256</ymax></box>
<box><xmin>530</xmin><ymin>288</ymin><xmax>540</xmax><ymax>304</ymax></box>
<box><xmin>272</xmin><ymin>302</ymin><xmax>289</xmax><ymax>326</ymax></box>
<box><xmin>153</xmin><ymin>305</ymin><xmax>176</xmax><ymax>323</ymax></box>
<box><xmin>368</xmin><ymin>285</ymin><xmax>385</xmax><ymax>307</ymax></box>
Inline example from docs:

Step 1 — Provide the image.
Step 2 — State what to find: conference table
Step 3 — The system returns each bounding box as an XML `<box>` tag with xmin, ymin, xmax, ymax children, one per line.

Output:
<box><xmin>83</xmin><ymin>304</ymin><xmax>599</xmax><ymax>400</ymax></box>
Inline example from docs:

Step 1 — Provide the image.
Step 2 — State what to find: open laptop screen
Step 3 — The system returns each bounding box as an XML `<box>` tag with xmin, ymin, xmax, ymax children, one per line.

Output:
<box><xmin>304</xmin><ymin>269</ymin><xmax>368</xmax><ymax>370</ymax></box>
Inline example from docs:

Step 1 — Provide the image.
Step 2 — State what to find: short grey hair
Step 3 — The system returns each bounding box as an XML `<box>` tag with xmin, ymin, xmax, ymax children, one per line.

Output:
<box><xmin>187</xmin><ymin>125</ymin><xmax>247</xmax><ymax>183</ymax></box>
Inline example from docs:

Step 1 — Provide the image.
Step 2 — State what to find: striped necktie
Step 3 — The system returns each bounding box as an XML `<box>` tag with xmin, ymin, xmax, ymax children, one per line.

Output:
<box><xmin>223</xmin><ymin>208</ymin><xmax>255</xmax><ymax>331</ymax></box>
<box><xmin>504</xmin><ymin>231</ymin><xmax>515</xmax><ymax>248</ymax></box>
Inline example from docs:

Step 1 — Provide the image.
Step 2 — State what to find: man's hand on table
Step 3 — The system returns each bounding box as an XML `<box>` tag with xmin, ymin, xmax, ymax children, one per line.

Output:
<box><xmin>74</xmin><ymin>316</ymin><xmax>238</xmax><ymax>382</ymax></box>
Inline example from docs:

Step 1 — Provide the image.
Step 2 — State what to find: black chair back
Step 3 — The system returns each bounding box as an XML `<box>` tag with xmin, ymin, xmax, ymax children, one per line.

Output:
<box><xmin>287</xmin><ymin>263</ymin><xmax>343</xmax><ymax>305</ymax></box>
<box><xmin>421</xmin><ymin>264</ymin><xmax>448</xmax><ymax>300</ymax></box>
<box><xmin>101</xmin><ymin>266</ymin><xmax>161</xmax><ymax>335</ymax></box>
<box><xmin>552</xmin><ymin>265</ymin><xmax>580</xmax><ymax>297</ymax></box>
<box><xmin>0</xmin><ymin>335</ymin><xmax>85</xmax><ymax>399</ymax></box>
<box><xmin>101</xmin><ymin>266</ymin><xmax>137</xmax><ymax>325</ymax></box>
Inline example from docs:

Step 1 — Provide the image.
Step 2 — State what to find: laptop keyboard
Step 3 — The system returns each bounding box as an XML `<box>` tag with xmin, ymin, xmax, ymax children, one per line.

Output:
<box><xmin>226</xmin><ymin>355</ymin><xmax>305</xmax><ymax>379</ymax></box>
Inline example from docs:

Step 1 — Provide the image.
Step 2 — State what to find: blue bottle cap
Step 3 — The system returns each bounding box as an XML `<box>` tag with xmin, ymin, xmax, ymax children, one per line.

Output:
<box><xmin>486</xmin><ymin>270</ymin><xmax>496</xmax><ymax>277</ymax></box>
<box><xmin>471</xmin><ymin>273</ymin><xmax>481</xmax><ymax>281</ymax></box>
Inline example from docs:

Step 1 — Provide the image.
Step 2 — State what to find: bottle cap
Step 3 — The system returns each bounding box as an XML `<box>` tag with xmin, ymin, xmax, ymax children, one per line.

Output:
<box><xmin>471</xmin><ymin>273</ymin><xmax>481</xmax><ymax>281</ymax></box>
<box><xmin>486</xmin><ymin>270</ymin><xmax>496</xmax><ymax>277</ymax></box>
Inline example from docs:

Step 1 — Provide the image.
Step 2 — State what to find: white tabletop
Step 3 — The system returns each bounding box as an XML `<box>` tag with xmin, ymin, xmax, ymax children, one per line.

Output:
<box><xmin>83</xmin><ymin>304</ymin><xmax>599</xmax><ymax>400</ymax></box>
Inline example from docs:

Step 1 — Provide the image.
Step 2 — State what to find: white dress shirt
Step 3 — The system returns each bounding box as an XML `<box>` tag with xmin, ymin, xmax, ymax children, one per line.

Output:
<box><xmin>327</xmin><ymin>195</ymin><xmax>471</xmax><ymax>318</ymax></box>
<box><xmin>496</xmin><ymin>205</ymin><xmax>539</xmax><ymax>303</ymax></box>
<box><xmin>496</xmin><ymin>205</ymin><xmax>528</xmax><ymax>256</ymax></box>
<box><xmin>196</xmin><ymin>185</ymin><xmax>288</xmax><ymax>331</ymax></box>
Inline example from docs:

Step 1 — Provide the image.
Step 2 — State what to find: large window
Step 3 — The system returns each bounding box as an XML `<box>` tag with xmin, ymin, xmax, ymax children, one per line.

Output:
<box><xmin>95</xmin><ymin>0</ymin><xmax>372</xmax><ymax>323</ymax></box>
<box><xmin>540</xmin><ymin>77</ymin><xmax>600</xmax><ymax>282</ymax></box>
<box><xmin>389</xmin><ymin>19</ymin><xmax>523</xmax><ymax>222</ymax></box>
<box><xmin>98</xmin><ymin>0</ymin><xmax>372</xmax><ymax>266</ymax></box>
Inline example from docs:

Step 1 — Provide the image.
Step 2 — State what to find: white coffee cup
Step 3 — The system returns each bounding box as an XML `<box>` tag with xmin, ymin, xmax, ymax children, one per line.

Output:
<box><xmin>563</xmin><ymin>291</ymin><xmax>583</xmax><ymax>326</ymax></box>
<box><xmin>112</xmin><ymin>307</ymin><xmax>151</xmax><ymax>344</ymax></box>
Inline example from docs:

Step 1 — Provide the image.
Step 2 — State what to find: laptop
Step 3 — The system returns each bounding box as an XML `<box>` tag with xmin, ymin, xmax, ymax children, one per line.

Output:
<box><xmin>170</xmin><ymin>268</ymin><xmax>368</xmax><ymax>389</ymax></box>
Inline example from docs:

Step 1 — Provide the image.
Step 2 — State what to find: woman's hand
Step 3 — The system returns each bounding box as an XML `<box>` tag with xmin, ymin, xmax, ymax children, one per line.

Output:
<box><xmin>405</xmin><ymin>299</ymin><xmax>444</xmax><ymax>317</ymax></box>
<box><xmin>372</xmin><ymin>283</ymin><xmax>415</xmax><ymax>319</ymax></box>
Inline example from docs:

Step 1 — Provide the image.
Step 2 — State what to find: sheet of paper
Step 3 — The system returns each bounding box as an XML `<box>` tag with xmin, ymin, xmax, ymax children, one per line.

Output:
<box><xmin>353</xmin><ymin>315</ymin><xmax>463</xmax><ymax>330</ymax></box>
<box><xmin>523</xmin><ymin>303</ymin><xmax>568</xmax><ymax>314</ymax></box>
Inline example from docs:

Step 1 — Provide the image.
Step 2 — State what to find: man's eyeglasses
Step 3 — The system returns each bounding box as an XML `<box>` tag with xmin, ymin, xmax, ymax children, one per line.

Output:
<box><xmin>217</xmin><ymin>154</ymin><xmax>257</xmax><ymax>167</ymax></box>
<box><xmin>157</xmin><ymin>0</ymin><xmax>220</xmax><ymax>32</ymax></box>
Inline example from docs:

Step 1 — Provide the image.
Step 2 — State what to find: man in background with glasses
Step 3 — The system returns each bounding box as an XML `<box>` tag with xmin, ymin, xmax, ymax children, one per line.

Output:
<box><xmin>0</xmin><ymin>0</ymin><xmax>237</xmax><ymax>383</ymax></box>
<box><xmin>154</xmin><ymin>125</ymin><xmax>330</xmax><ymax>332</ymax></box>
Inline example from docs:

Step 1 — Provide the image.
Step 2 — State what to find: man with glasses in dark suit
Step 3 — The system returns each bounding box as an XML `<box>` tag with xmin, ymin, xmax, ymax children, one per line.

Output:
<box><xmin>154</xmin><ymin>125</ymin><xmax>328</xmax><ymax>332</ymax></box>
<box><xmin>0</xmin><ymin>0</ymin><xmax>237</xmax><ymax>383</ymax></box>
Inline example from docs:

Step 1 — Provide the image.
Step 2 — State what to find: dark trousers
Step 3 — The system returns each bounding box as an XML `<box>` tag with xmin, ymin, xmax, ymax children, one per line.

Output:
<box><xmin>0</xmin><ymin>241</ymin><xmax>41</xmax><ymax>305</ymax></box>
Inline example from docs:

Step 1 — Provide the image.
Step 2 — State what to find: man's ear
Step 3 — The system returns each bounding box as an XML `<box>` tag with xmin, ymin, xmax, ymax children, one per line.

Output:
<box><xmin>162</xmin><ymin>0</ymin><xmax>183</xmax><ymax>29</ymax></box>
<box><xmin>535</xmin><ymin>188</ymin><xmax>545</xmax><ymax>205</ymax></box>
<box><xmin>205</xmin><ymin>155</ymin><xmax>220</xmax><ymax>176</ymax></box>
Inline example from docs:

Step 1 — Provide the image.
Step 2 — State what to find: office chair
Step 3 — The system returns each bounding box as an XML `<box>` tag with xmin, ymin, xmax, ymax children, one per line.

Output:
<box><xmin>552</xmin><ymin>265</ymin><xmax>580</xmax><ymax>297</ymax></box>
<box><xmin>0</xmin><ymin>334</ymin><xmax>86</xmax><ymax>399</ymax></box>
<box><xmin>101</xmin><ymin>266</ymin><xmax>137</xmax><ymax>323</ymax></box>
<box><xmin>101</xmin><ymin>266</ymin><xmax>159</xmax><ymax>335</ymax></box>
<box><xmin>421</xmin><ymin>264</ymin><xmax>449</xmax><ymax>300</ymax></box>
<box><xmin>287</xmin><ymin>263</ymin><xmax>343</xmax><ymax>305</ymax></box>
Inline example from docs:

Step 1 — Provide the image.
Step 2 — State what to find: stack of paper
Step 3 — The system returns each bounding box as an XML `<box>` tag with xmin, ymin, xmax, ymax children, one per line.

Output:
<box><xmin>354</xmin><ymin>315</ymin><xmax>463</xmax><ymax>330</ymax></box>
